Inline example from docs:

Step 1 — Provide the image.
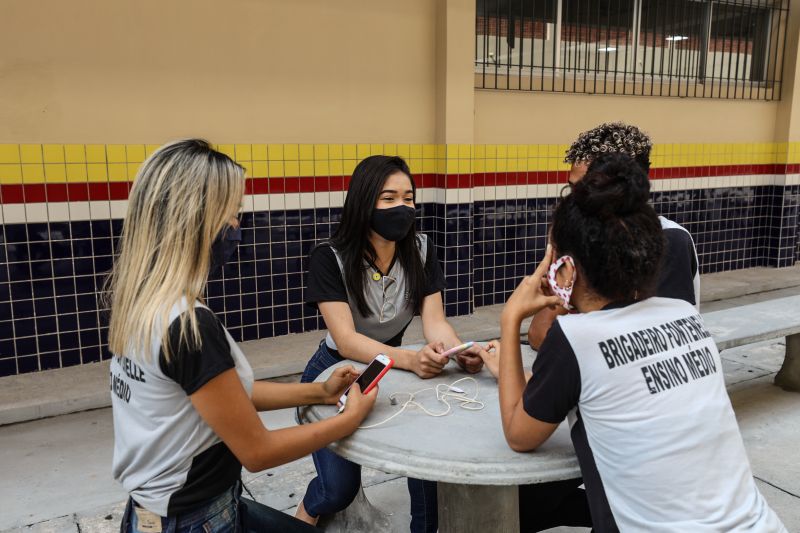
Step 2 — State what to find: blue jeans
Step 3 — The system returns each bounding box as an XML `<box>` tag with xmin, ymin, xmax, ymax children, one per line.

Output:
<box><xmin>120</xmin><ymin>482</ymin><xmax>317</xmax><ymax>533</ymax></box>
<box><xmin>300</xmin><ymin>340</ymin><xmax>438</xmax><ymax>533</ymax></box>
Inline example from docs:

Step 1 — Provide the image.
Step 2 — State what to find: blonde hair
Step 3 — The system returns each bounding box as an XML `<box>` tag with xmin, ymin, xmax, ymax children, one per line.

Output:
<box><xmin>106</xmin><ymin>139</ymin><xmax>244</xmax><ymax>362</ymax></box>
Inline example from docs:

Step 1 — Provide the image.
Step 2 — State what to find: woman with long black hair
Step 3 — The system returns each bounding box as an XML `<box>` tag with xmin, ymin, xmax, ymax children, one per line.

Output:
<box><xmin>295</xmin><ymin>155</ymin><xmax>483</xmax><ymax>532</ymax></box>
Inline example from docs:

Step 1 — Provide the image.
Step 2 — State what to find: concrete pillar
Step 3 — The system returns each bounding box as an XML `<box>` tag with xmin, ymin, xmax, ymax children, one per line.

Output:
<box><xmin>435</xmin><ymin>0</ymin><xmax>475</xmax><ymax>145</ymax></box>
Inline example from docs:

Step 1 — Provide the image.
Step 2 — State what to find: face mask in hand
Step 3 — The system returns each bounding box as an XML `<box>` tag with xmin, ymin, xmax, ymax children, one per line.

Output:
<box><xmin>370</xmin><ymin>205</ymin><xmax>416</xmax><ymax>241</ymax></box>
<box><xmin>547</xmin><ymin>255</ymin><xmax>576</xmax><ymax>310</ymax></box>
<box><xmin>210</xmin><ymin>225</ymin><xmax>242</xmax><ymax>274</ymax></box>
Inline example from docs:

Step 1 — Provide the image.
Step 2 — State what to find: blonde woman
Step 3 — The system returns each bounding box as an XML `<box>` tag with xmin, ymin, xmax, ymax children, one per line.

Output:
<box><xmin>107</xmin><ymin>139</ymin><xmax>376</xmax><ymax>532</ymax></box>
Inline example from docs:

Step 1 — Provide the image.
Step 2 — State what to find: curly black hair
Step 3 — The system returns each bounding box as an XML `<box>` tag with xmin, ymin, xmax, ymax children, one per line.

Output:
<box><xmin>565</xmin><ymin>122</ymin><xmax>653</xmax><ymax>173</ymax></box>
<box><xmin>551</xmin><ymin>153</ymin><xmax>664</xmax><ymax>303</ymax></box>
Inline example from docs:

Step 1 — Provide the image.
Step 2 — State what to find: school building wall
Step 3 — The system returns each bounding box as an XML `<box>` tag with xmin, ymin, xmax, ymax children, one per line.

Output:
<box><xmin>1</xmin><ymin>0</ymin><xmax>798</xmax><ymax>376</ymax></box>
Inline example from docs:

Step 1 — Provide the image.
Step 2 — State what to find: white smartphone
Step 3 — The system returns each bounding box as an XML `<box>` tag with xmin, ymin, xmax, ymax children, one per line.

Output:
<box><xmin>337</xmin><ymin>354</ymin><xmax>394</xmax><ymax>411</ymax></box>
<box><xmin>442</xmin><ymin>341</ymin><xmax>475</xmax><ymax>359</ymax></box>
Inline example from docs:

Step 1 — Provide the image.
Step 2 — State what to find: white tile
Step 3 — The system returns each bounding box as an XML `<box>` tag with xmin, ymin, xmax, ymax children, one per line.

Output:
<box><xmin>47</xmin><ymin>202</ymin><xmax>71</xmax><ymax>222</ymax></box>
<box><xmin>458</xmin><ymin>188</ymin><xmax>471</xmax><ymax>204</ymax></box>
<box><xmin>482</xmin><ymin>186</ymin><xmax>495</xmax><ymax>200</ymax></box>
<box><xmin>241</xmin><ymin>194</ymin><xmax>256</xmax><ymax>213</ymax></box>
<box><xmin>516</xmin><ymin>185</ymin><xmax>527</xmax><ymax>199</ymax></box>
<box><xmin>436</xmin><ymin>188</ymin><xmax>446</xmax><ymax>204</ymax></box>
<box><xmin>445</xmin><ymin>189</ymin><xmax>459</xmax><ymax>204</ymax></box>
<box><xmin>285</xmin><ymin>193</ymin><xmax>301</xmax><ymax>210</ymax></box>
<box><xmin>473</xmin><ymin>187</ymin><xmax>485</xmax><ymax>201</ymax></box>
<box><xmin>269</xmin><ymin>194</ymin><xmax>285</xmax><ymax>211</ymax></box>
<box><xmin>299</xmin><ymin>192</ymin><xmax>315</xmax><ymax>209</ymax></box>
<box><xmin>330</xmin><ymin>191</ymin><xmax>345</xmax><ymax>207</ymax></box>
<box><xmin>315</xmin><ymin>192</ymin><xmax>331</xmax><ymax>208</ymax></box>
<box><xmin>109</xmin><ymin>200</ymin><xmax>128</xmax><ymax>219</ymax></box>
<box><xmin>548</xmin><ymin>184</ymin><xmax>560</xmax><ymax>197</ymax></box>
<box><xmin>69</xmin><ymin>202</ymin><xmax>91</xmax><ymax>221</ymax></box>
<box><xmin>496</xmin><ymin>186</ymin><xmax>507</xmax><ymax>200</ymax></box>
<box><xmin>2</xmin><ymin>204</ymin><xmax>26</xmax><ymax>223</ymax></box>
<box><xmin>89</xmin><ymin>201</ymin><xmax>111</xmax><ymax>220</ymax></box>
<box><xmin>253</xmin><ymin>194</ymin><xmax>270</xmax><ymax>212</ymax></box>
<box><xmin>25</xmin><ymin>203</ymin><xmax>49</xmax><ymax>222</ymax></box>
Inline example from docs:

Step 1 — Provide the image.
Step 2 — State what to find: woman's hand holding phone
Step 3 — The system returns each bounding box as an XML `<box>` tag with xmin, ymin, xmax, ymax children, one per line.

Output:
<box><xmin>320</xmin><ymin>365</ymin><xmax>360</xmax><ymax>405</ymax></box>
<box><xmin>339</xmin><ymin>383</ymin><xmax>378</xmax><ymax>430</ymax></box>
<box><xmin>413</xmin><ymin>341</ymin><xmax>448</xmax><ymax>379</ymax></box>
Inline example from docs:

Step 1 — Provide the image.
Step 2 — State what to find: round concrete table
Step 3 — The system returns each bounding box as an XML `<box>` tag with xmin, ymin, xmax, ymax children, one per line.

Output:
<box><xmin>297</xmin><ymin>344</ymin><xmax>580</xmax><ymax>533</ymax></box>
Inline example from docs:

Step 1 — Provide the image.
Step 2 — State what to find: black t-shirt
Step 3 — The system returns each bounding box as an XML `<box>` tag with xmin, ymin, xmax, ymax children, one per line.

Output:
<box><xmin>658</xmin><ymin>227</ymin><xmax>699</xmax><ymax>306</ymax></box>
<box><xmin>305</xmin><ymin>241</ymin><xmax>447</xmax><ymax>307</ymax></box>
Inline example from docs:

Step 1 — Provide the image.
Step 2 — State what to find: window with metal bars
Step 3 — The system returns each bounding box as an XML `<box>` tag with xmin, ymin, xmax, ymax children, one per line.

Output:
<box><xmin>475</xmin><ymin>0</ymin><xmax>789</xmax><ymax>100</ymax></box>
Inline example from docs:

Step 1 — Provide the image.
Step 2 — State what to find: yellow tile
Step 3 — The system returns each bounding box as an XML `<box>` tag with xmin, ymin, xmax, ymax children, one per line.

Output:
<box><xmin>252</xmin><ymin>161</ymin><xmax>268</xmax><ymax>177</ymax></box>
<box><xmin>343</xmin><ymin>159</ymin><xmax>358</xmax><ymax>175</ymax></box>
<box><xmin>436</xmin><ymin>145</ymin><xmax>447</xmax><ymax>159</ymax></box>
<box><xmin>105</xmin><ymin>144</ymin><xmax>126</xmax><ymax>163</ymax></box>
<box><xmin>474</xmin><ymin>145</ymin><xmax>486</xmax><ymax>159</ymax></box>
<box><xmin>409</xmin><ymin>144</ymin><xmax>423</xmax><ymax>159</ymax></box>
<box><xmin>370</xmin><ymin>143</ymin><xmax>383</xmax><ymax>155</ymax></box>
<box><xmin>517</xmin><ymin>144</ymin><xmax>528</xmax><ymax>158</ymax></box>
<box><xmin>283</xmin><ymin>144</ymin><xmax>299</xmax><ymax>160</ymax></box>
<box><xmin>508</xmin><ymin>145</ymin><xmax>518</xmax><ymax>158</ymax></box>
<box><xmin>473</xmin><ymin>159</ymin><xmax>485</xmax><ymax>173</ymax></box>
<box><xmin>422</xmin><ymin>159</ymin><xmax>435</xmax><ymax>174</ymax></box>
<box><xmin>145</xmin><ymin>144</ymin><xmax>161</xmax><ymax>157</ymax></box>
<box><xmin>547</xmin><ymin>145</ymin><xmax>560</xmax><ymax>157</ymax></box>
<box><xmin>266</xmin><ymin>144</ymin><xmax>283</xmax><ymax>160</ymax></box>
<box><xmin>63</xmin><ymin>145</ymin><xmax>85</xmax><ymax>164</ymax></box>
<box><xmin>446</xmin><ymin>145</ymin><xmax>459</xmax><ymax>158</ymax></box>
<box><xmin>436</xmin><ymin>159</ymin><xmax>446</xmax><ymax>174</ymax></box>
<box><xmin>314</xmin><ymin>144</ymin><xmax>329</xmax><ymax>159</ymax></box>
<box><xmin>408</xmin><ymin>159</ymin><xmax>423</xmax><ymax>174</ymax></box>
<box><xmin>86</xmin><ymin>145</ymin><xmax>107</xmax><ymax>163</ymax></box>
<box><xmin>299</xmin><ymin>160</ymin><xmax>314</xmax><ymax>176</ymax></box>
<box><xmin>357</xmin><ymin>144</ymin><xmax>371</xmax><ymax>159</ymax></box>
<box><xmin>383</xmin><ymin>144</ymin><xmax>397</xmax><ymax>156</ymax></box>
<box><xmin>497</xmin><ymin>159</ymin><xmax>508</xmax><ymax>171</ymax></box>
<box><xmin>22</xmin><ymin>164</ymin><xmax>45</xmax><ymax>182</ymax></box>
<box><xmin>125</xmin><ymin>145</ymin><xmax>146</xmax><ymax>163</ymax></box>
<box><xmin>284</xmin><ymin>161</ymin><xmax>299</xmax><ymax>176</ymax></box>
<box><xmin>0</xmin><ymin>144</ymin><xmax>20</xmax><ymax>164</ymax></box>
<box><xmin>422</xmin><ymin>144</ymin><xmax>436</xmax><ymax>159</ymax></box>
<box><xmin>486</xmin><ymin>159</ymin><xmax>497</xmax><ymax>172</ymax></box>
<box><xmin>0</xmin><ymin>164</ymin><xmax>22</xmax><ymax>182</ymax></box>
<box><xmin>496</xmin><ymin>145</ymin><xmax>507</xmax><ymax>158</ymax></box>
<box><xmin>87</xmin><ymin>163</ymin><xmax>108</xmax><ymax>181</ymax></box>
<box><xmin>20</xmin><ymin>144</ymin><xmax>43</xmax><ymax>164</ymax></box>
<box><xmin>527</xmin><ymin>144</ymin><xmax>539</xmax><ymax>156</ymax></box>
<box><xmin>66</xmin><ymin>164</ymin><xmax>88</xmax><ymax>181</ymax></box>
<box><xmin>234</xmin><ymin>144</ymin><xmax>252</xmax><ymax>162</ymax></box>
<box><xmin>127</xmin><ymin>163</ymin><xmax>142</xmax><ymax>179</ymax></box>
<box><xmin>396</xmin><ymin>145</ymin><xmax>410</xmax><ymax>158</ymax></box>
<box><xmin>527</xmin><ymin>157</ymin><xmax>537</xmax><ymax>170</ymax></box>
<box><xmin>459</xmin><ymin>144</ymin><xmax>471</xmax><ymax>158</ymax></box>
<box><xmin>216</xmin><ymin>144</ymin><xmax>235</xmax><ymax>158</ymax></box>
<box><xmin>269</xmin><ymin>161</ymin><xmax>285</xmax><ymax>177</ymax></box>
<box><xmin>44</xmin><ymin>163</ymin><xmax>66</xmax><ymax>181</ymax></box>
<box><xmin>239</xmin><ymin>162</ymin><xmax>253</xmax><ymax>176</ymax></box>
<box><xmin>315</xmin><ymin>160</ymin><xmax>330</xmax><ymax>176</ymax></box>
<box><xmin>458</xmin><ymin>159</ymin><xmax>471</xmax><ymax>173</ymax></box>
<box><xmin>329</xmin><ymin>144</ymin><xmax>343</xmax><ymax>159</ymax></box>
<box><xmin>508</xmin><ymin>159</ymin><xmax>518</xmax><ymax>171</ymax></box>
<box><xmin>252</xmin><ymin>144</ymin><xmax>268</xmax><ymax>161</ymax></box>
<box><xmin>557</xmin><ymin>144</ymin><xmax>569</xmax><ymax>156</ymax></box>
<box><xmin>108</xmin><ymin>163</ymin><xmax>127</xmax><ymax>181</ymax></box>
<box><xmin>486</xmin><ymin>145</ymin><xmax>497</xmax><ymax>158</ymax></box>
<box><xmin>298</xmin><ymin>144</ymin><xmax>314</xmax><ymax>161</ymax></box>
<box><xmin>43</xmin><ymin>144</ymin><xmax>65</xmax><ymax>163</ymax></box>
<box><xmin>342</xmin><ymin>144</ymin><xmax>357</xmax><ymax>159</ymax></box>
<box><xmin>330</xmin><ymin>160</ymin><xmax>344</xmax><ymax>175</ymax></box>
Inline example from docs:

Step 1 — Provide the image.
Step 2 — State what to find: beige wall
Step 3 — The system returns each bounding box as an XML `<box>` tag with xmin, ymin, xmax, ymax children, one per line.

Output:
<box><xmin>0</xmin><ymin>0</ymin><xmax>438</xmax><ymax>144</ymax></box>
<box><xmin>474</xmin><ymin>90</ymin><xmax>779</xmax><ymax>145</ymax></box>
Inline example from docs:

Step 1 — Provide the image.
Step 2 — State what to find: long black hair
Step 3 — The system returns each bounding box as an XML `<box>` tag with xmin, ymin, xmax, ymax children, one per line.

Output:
<box><xmin>328</xmin><ymin>155</ymin><xmax>426</xmax><ymax>317</ymax></box>
<box><xmin>551</xmin><ymin>153</ymin><xmax>664</xmax><ymax>303</ymax></box>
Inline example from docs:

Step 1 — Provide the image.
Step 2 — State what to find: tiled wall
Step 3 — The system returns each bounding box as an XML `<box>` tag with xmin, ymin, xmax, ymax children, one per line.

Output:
<box><xmin>1</xmin><ymin>142</ymin><xmax>799</xmax><ymax>377</ymax></box>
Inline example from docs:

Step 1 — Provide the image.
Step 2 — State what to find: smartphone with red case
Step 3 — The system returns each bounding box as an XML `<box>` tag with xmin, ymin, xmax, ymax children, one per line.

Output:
<box><xmin>338</xmin><ymin>354</ymin><xmax>394</xmax><ymax>410</ymax></box>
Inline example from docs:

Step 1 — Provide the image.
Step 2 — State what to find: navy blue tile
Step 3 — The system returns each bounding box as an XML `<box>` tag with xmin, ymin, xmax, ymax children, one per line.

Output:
<box><xmin>17</xmin><ymin>355</ymin><xmax>39</xmax><ymax>373</ymax></box>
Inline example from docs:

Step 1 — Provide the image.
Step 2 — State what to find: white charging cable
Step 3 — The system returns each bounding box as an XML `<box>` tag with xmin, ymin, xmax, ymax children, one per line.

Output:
<box><xmin>358</xmin><ymin>376</ymin><xmax>484</xmax><ymax>429</ymax></box>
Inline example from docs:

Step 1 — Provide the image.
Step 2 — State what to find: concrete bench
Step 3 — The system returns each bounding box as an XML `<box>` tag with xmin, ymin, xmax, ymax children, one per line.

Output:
<box><xmin>702</xmin><ymin>294</ymin><xmax>800</xmax><ymax>392</ymax></box>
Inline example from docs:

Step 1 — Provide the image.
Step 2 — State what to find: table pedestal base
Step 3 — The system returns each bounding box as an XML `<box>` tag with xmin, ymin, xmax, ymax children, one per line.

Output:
<box><xmin>438</xmin><ymin>482</ymin><xmax>519</xmax><ymax>533</ymax></box>
<box><xmin>775</xmin><ymin>333</ymin><xmax>800</xmax><ymax>392</ymax></box>
<box><xmin>317</xmin><ymin>485</ymin><xmax>391</xmax><ymax>532</ymax></box>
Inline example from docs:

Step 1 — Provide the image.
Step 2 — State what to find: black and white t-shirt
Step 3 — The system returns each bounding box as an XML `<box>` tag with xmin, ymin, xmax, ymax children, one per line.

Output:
<box><xmin>523</xmin><ymin>297</ymin><xmax>786</xmax><ymax>532</ymax></box>
<box><xmin>659</xmin><ymin>216</ymin><xmax>700</xmax><ymax>309</ymax></box>
<box><xmin>306</xmin><ymin>233</ymin><xmax>446</xmax><ymax>349</ymax></box>
<box><xmin>110</xmin><ymin>301</ymin><xmax>254</xmax><ymax>516</ymax></box>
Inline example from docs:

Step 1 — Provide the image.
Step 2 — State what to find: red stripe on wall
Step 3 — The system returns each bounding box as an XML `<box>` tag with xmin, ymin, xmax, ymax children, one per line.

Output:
<box><xmin>0</xmin><ymin>164</ymin><xmax>796</xmax><ymax>204</ymax></box>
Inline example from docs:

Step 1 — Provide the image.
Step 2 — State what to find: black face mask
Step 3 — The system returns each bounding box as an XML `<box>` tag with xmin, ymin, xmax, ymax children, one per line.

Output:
<box><xmin>370</xmin><ymin>205</ymin><xmax>416</xmax><ymax>241</ymax></box>
<box><xmin>210</xmin><ymin>225</ymin><xmax>242</xmax><ymax>274</ymax></box>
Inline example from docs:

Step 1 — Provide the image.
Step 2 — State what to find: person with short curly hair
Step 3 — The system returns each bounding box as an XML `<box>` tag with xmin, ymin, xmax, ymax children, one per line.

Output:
<box><xmin>528</xmin><ymin>123</ymin><xmax>700</xmax><ymax>350</ymax></box>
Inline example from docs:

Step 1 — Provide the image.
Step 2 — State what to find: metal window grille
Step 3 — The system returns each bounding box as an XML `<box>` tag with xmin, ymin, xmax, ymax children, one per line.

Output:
<box><xmin>475</xmin><ymin>0</ymin><xmax>789</xmax><ymax>100</ymax></box>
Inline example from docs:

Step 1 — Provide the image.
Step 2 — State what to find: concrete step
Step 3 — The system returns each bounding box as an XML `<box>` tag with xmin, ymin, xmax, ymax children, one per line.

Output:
<box><xmin>1</xmin><ymin>265</ymin><xmax>798</xmax><ymax>426</ymax></box>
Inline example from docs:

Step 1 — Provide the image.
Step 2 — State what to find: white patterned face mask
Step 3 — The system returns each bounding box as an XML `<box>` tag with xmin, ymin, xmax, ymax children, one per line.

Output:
<box><xmin>547</xmin><ymin>255</ymin><xmax>576</xmax><ymax>310</ymax></box>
